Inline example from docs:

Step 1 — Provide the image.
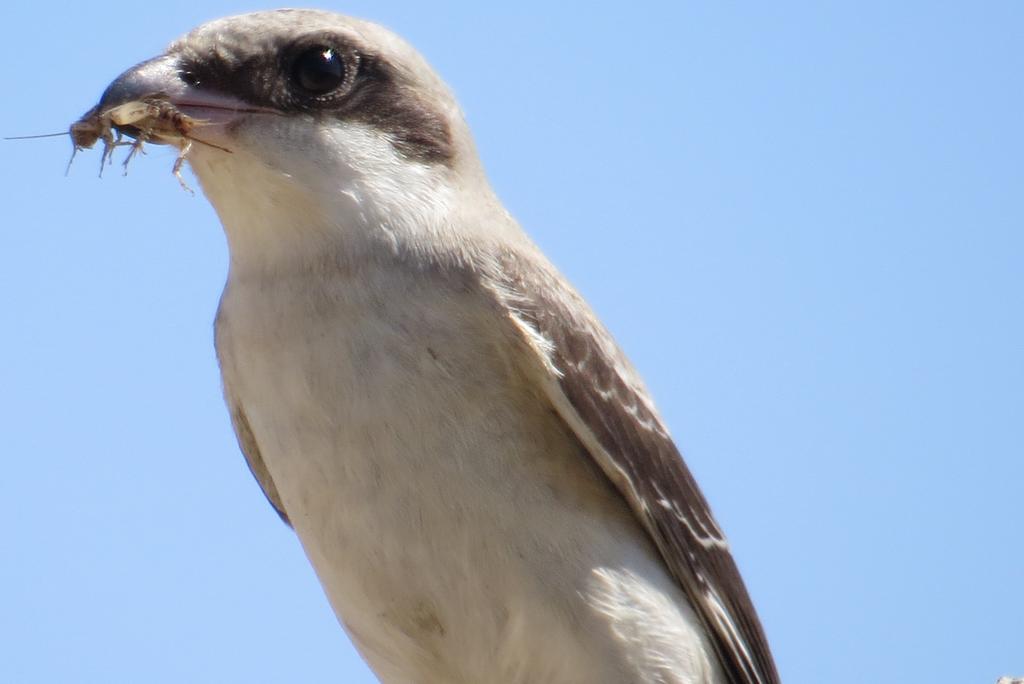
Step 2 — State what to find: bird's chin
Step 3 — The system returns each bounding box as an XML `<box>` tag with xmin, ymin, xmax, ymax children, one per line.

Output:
<box><xmin>164</xmin><ymin>89</ymin><xmax>274</xmax><ymax>144</ymax></box>
<box><xmin>173</xmin><ymin>88</ymin><xmax>274</xmax><ymax>118</ymax></box>
<box><xmin>176</xmin><ymin>104</ymin><xmax>241</xmax><ymax>127</ymax></box>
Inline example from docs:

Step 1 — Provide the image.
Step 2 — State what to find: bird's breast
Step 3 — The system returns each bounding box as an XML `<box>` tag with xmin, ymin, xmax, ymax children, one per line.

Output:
<box><xmin>214</xmin><ymin>260</ymin><xmax>716</xmax><ymax>683</ymax></box>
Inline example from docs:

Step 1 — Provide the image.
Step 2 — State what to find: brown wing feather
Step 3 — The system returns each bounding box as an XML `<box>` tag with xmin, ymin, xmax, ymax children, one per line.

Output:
<box><xmin>486</xmin><ymin>250</ymin><xmax>779</xmax><ymax>684</ymax></box>
<box><xmin>215</xmin><ymin>308</ymin><xmax>290</xmax><ymax>526</ymax></box>
<box><xmin>224</xmin><ymin>392</ymin><xmax>290</xmax><ymax>526</ymax></box>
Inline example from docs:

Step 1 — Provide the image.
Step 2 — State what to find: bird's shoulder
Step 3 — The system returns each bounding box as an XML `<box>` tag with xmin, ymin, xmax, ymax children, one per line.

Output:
<box><xmin>475</xmin><ymin>246</ymin><xmax>781</xmax><ymax>684</ymax></box>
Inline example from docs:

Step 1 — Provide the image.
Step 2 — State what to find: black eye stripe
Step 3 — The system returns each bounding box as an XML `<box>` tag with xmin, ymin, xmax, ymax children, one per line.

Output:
<box><xmin>172</xmin><ymin>32</ymin><xmax>453</xmax><ymax>164</ymax></box>
<box><xmin>178</xmin><ymin>69</ymin><xmax>201</xmax><ymax>87</ymax></box>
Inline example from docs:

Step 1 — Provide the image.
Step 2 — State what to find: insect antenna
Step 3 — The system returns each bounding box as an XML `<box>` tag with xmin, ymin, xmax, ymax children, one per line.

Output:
<box><xmin>3</xmin><ymin>132</ymin><xmax>70</xmax><ymax>140</ymax></box>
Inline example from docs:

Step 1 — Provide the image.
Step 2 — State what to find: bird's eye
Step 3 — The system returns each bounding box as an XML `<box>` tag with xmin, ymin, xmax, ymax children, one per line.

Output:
<box><xmin>291</xmin><ymin>46</ymin><xmax>346</xmax><ymax>94</ymax></box>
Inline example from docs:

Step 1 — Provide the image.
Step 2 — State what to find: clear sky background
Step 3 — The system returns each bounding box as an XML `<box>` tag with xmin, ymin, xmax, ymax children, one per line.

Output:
<box><xmin>1</xmin><ymin>2</ymin><xmax>1021</xmax><ymax>682</ymax></box>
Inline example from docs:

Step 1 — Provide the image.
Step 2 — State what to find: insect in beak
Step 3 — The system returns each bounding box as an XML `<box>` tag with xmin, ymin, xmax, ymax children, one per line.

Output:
<box><xmin>66</xmin><ymin>94</ymin><xmax>231</xmax><ymax>192</ymax></box>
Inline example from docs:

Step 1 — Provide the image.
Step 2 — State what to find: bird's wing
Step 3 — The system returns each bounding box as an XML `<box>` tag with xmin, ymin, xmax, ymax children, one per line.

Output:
<box><xmin>218</xmin><ymin>356</ymin><xmax>290</xmax><ymax>526</ymax></box>
<box><xmin>484</xmin><ymin>250</ymin><xmax>779</xmax><ymax>684</ymax></box>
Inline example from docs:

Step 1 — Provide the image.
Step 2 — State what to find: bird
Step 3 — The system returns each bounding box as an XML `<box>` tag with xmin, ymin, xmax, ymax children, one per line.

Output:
<box><xmin>79</xmin><ymin>9</ymin><xmax>780</xmax><ymax>684</ymax></box>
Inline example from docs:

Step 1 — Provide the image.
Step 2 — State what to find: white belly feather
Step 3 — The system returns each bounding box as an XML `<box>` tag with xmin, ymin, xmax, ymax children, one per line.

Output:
<box><xmin>215</xmin><ymin>262</ymin><xmax>721</xmax><ymax>684</ymax></box>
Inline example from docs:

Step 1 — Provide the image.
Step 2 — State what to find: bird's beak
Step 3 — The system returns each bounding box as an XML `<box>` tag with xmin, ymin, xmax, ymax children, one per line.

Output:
<box><xmin>97</xmin><ymin>56</ymin><xmax>188</xmax><ymax>114</ymax></box>
<box><xmin>85</xmin><ymin>55</ymin><xmax>271</xmax><ymax>143</ymax></box>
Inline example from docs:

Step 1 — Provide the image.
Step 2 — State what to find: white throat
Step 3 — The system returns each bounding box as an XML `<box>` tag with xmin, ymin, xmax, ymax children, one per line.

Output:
<box><xmin>186</xmin><ymin>118</ymin><xmax>459</xmax><ymax>277</ymax></box>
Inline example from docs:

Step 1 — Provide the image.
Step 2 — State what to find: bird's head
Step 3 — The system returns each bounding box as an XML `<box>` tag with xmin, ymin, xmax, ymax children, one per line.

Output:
<box><xmin>87</xmin><ymin>9</ymin><xmax>504</xmax><ymax>271</ymax></box>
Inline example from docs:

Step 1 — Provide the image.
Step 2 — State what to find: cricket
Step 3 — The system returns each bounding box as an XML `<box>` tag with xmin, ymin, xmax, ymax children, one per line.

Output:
<box><xmin>67</xmin><ymin>94</ymin><xmax>230</xmax><ymax>191</ymax></box>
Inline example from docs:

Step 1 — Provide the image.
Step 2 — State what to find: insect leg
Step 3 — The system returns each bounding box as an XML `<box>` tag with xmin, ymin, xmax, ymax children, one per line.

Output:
<box><xmin>173</xmin><ymin>139</ymin><xmax>195</xmax><ymax>194</ymax></box>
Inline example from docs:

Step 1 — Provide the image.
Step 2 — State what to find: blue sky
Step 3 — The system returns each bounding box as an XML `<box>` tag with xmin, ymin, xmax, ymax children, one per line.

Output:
<box><xmin>1</xmin><ymin>2</ymin><xmax>1021</xmax><ymax>682</ymax></box>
